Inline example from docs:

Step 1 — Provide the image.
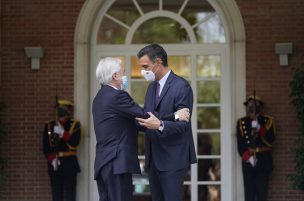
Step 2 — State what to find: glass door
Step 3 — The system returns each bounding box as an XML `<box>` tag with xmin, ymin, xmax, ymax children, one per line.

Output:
<box><xmin>91</xmin><ymin>0</ymin><xmax>228</xmax><ymax>200</ymax></box>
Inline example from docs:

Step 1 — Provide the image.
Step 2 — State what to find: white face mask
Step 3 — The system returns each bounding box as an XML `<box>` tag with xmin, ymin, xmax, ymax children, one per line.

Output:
<box><xmin>141</xmin><ymin>70</ymin><xmax>155</xmax><ymax>81</ymax></box>
<box><xmin>121</xmin><ymin>76</ymin><xmax>128</xmax><ymax>90</ymax></box>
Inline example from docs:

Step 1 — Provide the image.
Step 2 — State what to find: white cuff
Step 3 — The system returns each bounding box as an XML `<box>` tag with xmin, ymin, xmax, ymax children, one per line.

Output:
<box><xmin>158</xmin><ymin>120</ymin><xmax>164</xmax><ymax>132</ymax></box>
<box><xmin>174</xmin><ymin>114</ymin><xmax>179</xmax><ymax>121</ymax></box>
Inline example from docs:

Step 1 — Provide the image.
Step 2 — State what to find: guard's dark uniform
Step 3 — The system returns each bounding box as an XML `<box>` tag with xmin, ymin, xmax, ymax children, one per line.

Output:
<box><xmin>43</xmin><ymin>119</ymin><xmax>82</xmax><ymax>201</ymax></box>
<box><xmin>236</xmin><ymin>115</ymin><xmax>275</xmax><ymax>201</ymax></box>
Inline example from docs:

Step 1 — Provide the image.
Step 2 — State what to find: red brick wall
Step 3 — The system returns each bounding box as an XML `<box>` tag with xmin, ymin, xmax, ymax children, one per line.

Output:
<box><xmin>0</xmin><ymin>0</ymin><xmax>85</xmax><ymax>200</ymax></box>
<box><xmin>0</xmin><ymin>0</ymin><xmax>304</xmax><ymax>201</ymax></box>
<box><xmin>236</xmin><ymin>0</ymin><xmax>304</xmax><ymax>200</ymax></box>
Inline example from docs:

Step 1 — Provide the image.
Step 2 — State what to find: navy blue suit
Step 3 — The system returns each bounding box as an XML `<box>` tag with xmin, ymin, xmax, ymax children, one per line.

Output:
<box><xmin>144</xmin><ymin>71</ymin><xmax>197</xmax><ymax>201</ymax></box>
<box><xmin>92</xmin><ymin>85</ymin><xmax>149</xmax><ymax>201</ymax></box>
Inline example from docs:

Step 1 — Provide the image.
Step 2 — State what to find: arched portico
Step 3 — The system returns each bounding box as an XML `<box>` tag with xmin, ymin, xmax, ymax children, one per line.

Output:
<box><xmin>74</xmin><ymin>0</ymin><xmax>246</xmax><ymax>200</ymax></box>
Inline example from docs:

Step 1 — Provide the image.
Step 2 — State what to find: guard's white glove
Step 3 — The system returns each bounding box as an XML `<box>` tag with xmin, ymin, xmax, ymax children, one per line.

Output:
<box><xmin>52</xmin><ymin>158</ymin><xmax>58</xmax><ymax>171</ymax></box>
<box><xmin>54</xmin><ymin>125</ymin><xmax>64</xmax><ymax>138</ymax></box>
<box><xmin>247</xmin><ymin>156</ymin><xmax>258</xmax><ymax>167</ymax></box>
<box><xmin>251</xmin><ymin>120</ymin><xmax>260</xmax><ymax>131</ymax></box>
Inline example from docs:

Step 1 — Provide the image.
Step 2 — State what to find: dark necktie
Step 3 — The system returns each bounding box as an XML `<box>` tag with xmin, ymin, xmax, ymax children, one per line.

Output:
<box><xmin>155</xmin><ymin>82</ymin><xmax>160</xmax><ymax>105</ymax></box>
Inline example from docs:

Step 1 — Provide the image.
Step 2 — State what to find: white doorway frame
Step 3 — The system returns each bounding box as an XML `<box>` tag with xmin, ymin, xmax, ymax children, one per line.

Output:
<box><xmin>74</xmin><ymin>0</ymin><xmax>246</xmax><ymax>201</ymax></box>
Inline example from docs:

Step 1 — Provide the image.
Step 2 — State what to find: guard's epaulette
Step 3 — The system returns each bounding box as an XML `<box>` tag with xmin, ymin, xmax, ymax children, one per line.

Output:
<box><xmin>46</xmin><ymin>120</ymin><xmax>55</xmax><ymax>125</ymax></box>
<box><xmin>263</xmin><ymin>115</ymin><xmax>274</xmax><ymax>130</ymax></box>
<box><xmin>263</xmin><ymin>115</ymin><xmax>273</xmax><ymax>120</ymax></box>
<box><xmin>66</xmin><ymin>120</ymin><xmax>82</xmax><ymax>151</ymax></box>
<box><xmin>237</xmin><ymin>116</ymin><xmax>247</xmax><ymax>124</ymax></box>
<box><xmin>68</xmin><ymin>120</ymin><xmax>80</xmax><ymax>133</ymax></box>
<box><xmin>69</xmin><ymin>120</ymin><xmax>80</xmax><ymax>126</ymax></box>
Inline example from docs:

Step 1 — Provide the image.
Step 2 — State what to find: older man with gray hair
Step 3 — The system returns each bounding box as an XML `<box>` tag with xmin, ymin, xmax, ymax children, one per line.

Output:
<box><xmin>92</xmin><ymin>57</ymin><xmax>189</xmax><ymax>201</ymax></box>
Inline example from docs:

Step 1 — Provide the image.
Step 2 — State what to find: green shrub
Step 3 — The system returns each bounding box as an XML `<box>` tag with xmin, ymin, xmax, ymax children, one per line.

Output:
<box><xmin>288</xmin><ymin>65</ymin><xmax>304</xmax><ymax>189</ymax></box>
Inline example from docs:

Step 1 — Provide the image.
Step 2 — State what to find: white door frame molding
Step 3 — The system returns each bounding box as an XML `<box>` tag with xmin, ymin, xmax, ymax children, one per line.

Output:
<box><xmin>74</xmin><ymin>0</ymin><xmax>246</xmax><ymax>200</ymax></box>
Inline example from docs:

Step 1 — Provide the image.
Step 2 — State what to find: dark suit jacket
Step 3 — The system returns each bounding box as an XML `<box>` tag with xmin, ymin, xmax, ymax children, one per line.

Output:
<box><xmin>144</xmin><ymin>71</ymin><xmax>197</xmax><ymax>171</ymax></box>
<box><xmin>43</xmin><ymin>119</ymin><xmax>81</xmax><ymax>175</ymax></box>
<box><xmin>92</xmin><ymin>85</ymin><xmax>150</xmax><ymax>179</ymax></box>
<box><xmin>236</xmin><ymin>115</ymin><xmax>275</xmax><ymax>172</ymax></box>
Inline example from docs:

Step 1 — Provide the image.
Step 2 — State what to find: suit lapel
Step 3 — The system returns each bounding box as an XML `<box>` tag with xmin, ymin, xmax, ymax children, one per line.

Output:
<box><xmin>147</xmin><ymin>81</ymin><xmax>158</xmax><ymax>111</ymax></box>
<box><xmin>155</xmin><ymin>71</ymin><xmax>174</xmax><ymax>109</ymax></box>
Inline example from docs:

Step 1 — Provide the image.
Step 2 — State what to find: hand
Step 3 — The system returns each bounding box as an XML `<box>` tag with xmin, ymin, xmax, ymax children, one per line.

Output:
<box><xmin>251</xmin><ymin>120</ymin><xmax>260</xmax><ymax>131</ymax></box>
<box><xmin>136</xmin><ymin>112</ymin><xmax>161</xmax><ymax>130</ymax></box>
<box><xmin>54</xmin><ymin>125</ymin><xmax>64</xmax><ymax>138</ymax></box>
<box><xmin>247</xmin><ymin>156</ymin><xmax>257</xmax><ymax>167</ymax></box>
<box><xmin>175</xmin><ymin>108</ymin><xmax>190</xmax><ymax>122</ymax></box>
<box><xmin>52</xmin><ymin>157</ymin><xmax>58</xmax><ymax>171</ymax></box>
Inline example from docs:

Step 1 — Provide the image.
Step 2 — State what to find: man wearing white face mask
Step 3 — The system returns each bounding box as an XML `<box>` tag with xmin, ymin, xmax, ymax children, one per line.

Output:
<box><xmin>141</xmin><ymin>65</ymin><xmax>158</xmax><ymax>81</ymax></box>
<box><xmin>92</xmin><ymin>57</ymin><xmax>189</xmax><ymax>201</ymax></box>
<box><xmin>136</xmin><ymin>44</ymin><xmax>197</xmax><ymax>201</ymax></box>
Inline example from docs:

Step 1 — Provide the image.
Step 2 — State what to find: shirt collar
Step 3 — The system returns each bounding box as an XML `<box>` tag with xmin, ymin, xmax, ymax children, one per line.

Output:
<box><xmin>157</xmin><ymin>70</ymin><xmax>171</xmax><ymax>94</ymax></box>
<box><xmin>106</xmin><ymin>84</ymin><xmax>118</xmax><ymax>90</ymax></box>
<box><xmin>158</xmin><ymin>70</ymin><xmax>171</xmax><ymax>88</ymax></box>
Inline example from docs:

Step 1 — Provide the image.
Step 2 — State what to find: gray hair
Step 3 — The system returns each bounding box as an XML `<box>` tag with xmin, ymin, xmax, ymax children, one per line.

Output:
<box><xmin>96</xmin><ymin>57</ymin><xmax>121</xmax><ymax>85</ymax></box>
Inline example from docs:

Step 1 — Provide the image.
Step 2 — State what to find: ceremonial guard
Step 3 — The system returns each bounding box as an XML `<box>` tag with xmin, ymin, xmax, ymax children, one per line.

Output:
<box><xmin>43</xmin><ymin>99</ymin><xmax>82</xmax><ymax>201</ymax></box>
<box><xmin>236</xmin><ymin>95</ymin><xmax>275</xmax><ymax>201</ymax></box>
